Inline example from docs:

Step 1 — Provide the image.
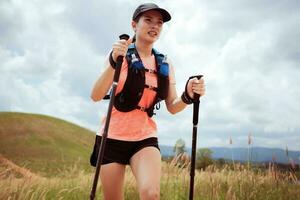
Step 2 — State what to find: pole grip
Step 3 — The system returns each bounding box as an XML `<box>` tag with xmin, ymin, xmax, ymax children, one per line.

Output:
<box><xmin>192</xmin><ymin>75</ymin><xmax>203</xmax><ymax>101</ymax></box>
<box><xmin>113</xmin><ymin>34</ymin><xmax>130</xmax><ymax>82</ymax></box>
<box><xmin>192</xmin><ymin>75</ymin><xmax>202</xmax><ymax>125</ymax></box>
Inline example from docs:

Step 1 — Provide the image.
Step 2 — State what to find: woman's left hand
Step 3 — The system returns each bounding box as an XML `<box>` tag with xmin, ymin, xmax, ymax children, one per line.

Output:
<box><xmin>187</xmin><ymin>77</ymin><xmax>205</xmax><ymax>99</ymax></box>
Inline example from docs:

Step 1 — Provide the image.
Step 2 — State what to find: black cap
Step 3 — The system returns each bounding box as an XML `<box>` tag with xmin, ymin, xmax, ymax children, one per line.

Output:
<box><xmin>132</xmin><ymin>3</ymin><xmax>171</xmax><ymax>22</ymax></box>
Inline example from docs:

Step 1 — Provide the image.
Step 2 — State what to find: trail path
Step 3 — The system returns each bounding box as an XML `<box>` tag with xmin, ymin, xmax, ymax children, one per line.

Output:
<box><xmin>0</xmin><ymin>154</ymin><xmax>40</xmax><ymax>179</ymax></box>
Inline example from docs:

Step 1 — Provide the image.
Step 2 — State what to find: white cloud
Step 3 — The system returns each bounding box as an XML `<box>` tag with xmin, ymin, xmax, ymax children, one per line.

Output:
<box><xmin>1</xmin><ymin>0</ymin><xmax>300</xmax><ymax>150</ymax></box>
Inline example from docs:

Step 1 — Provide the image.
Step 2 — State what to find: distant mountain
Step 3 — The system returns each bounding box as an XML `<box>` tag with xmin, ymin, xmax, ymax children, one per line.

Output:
<box><xmin>159</xmin><ymin>145</ymin><xmax>300</xmax><ymax>164</ymax></box>
<box><xmin>160</xmin><ymin>145</ymin><xmax>174</xmax><ymax>158</ymax></box>
<box><xmin>211</xmin><ymin>147</ymin><xmax>300</xmax><ymax>164</ymax></box>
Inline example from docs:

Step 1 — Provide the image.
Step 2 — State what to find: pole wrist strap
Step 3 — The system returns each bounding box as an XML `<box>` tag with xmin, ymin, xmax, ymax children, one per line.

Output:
<box><xmin>181</xmin><ymin>78</ymin><xmax>194</xmax><ymax>105</ymax></box>
<box><xmin>109</xmin><ymin>51</ymin><xmax>117</xmax><ymax>69</ymax></box>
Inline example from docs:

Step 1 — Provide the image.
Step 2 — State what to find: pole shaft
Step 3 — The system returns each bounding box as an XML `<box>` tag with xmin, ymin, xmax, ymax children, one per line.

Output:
<box><xmin>189</xmin><ymin>125</ymin><xmax>198</xmax><ymax>200</ymax></box>
<box><xmin>90</xmin><ymin>83</ymin><xmax>117</xmax><ymax>200</ymax></box>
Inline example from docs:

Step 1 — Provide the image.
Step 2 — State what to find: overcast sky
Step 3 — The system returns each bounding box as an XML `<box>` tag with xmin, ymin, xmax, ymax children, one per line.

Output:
<box><xmin>1</xmin><ymin>0</ymin><xmax>300</xmax><ymax>150</ymax></box>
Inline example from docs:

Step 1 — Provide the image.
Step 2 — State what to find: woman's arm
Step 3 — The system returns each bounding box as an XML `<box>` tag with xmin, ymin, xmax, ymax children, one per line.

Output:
<box><xmin>165</xmin><ymin>81</ymin><xmax>188</xmax><ymax>114</ymax></box>
<box><xmin>90</xmin><ymin>38</ymin><xmax>133</xmax><ymax>102</ymax></box>
<box><xmin>165</xmin><ymin>63</ymin><xmax>187</xmax><ymax>114</ymax></box>
<box><xmin>165</xmin><ymin>62</ymin><xmax>205</xmax><ymax>114</ymax></box>
<box><xmin>90</xmin><ymin>59</ymin><xmax>114</xmax><ymax>102</ymax></box>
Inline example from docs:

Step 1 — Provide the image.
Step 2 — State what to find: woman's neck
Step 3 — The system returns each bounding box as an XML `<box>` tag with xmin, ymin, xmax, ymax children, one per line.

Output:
<box><xmin>135</xmin><ymin>40</ymin><xmax>153</xmax><ymax>58</ymax></box>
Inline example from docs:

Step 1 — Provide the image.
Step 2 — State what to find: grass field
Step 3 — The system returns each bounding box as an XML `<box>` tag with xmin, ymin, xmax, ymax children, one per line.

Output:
<box><xmin>1</xmin><ymin>160</ymin><xmax>300</xmax><ymax>200</ymax></box>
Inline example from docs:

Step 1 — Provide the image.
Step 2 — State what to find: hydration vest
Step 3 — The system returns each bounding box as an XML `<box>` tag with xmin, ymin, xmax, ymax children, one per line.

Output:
<box><xmin>113</xmin><ymin>44</ymin><xmax>169</xmax><ymax>117</ymax></box>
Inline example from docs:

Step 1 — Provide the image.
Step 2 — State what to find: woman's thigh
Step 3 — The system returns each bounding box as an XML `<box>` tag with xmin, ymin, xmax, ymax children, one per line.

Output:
<box><xmin>100</xmin><ymin>163</ymin><xmax>126</xmax><ymax>200</ymax></box>
<box><xmin>130</xmin><ymin>147</ymin><xmax>161</xmax><ymax>198</ymax></box>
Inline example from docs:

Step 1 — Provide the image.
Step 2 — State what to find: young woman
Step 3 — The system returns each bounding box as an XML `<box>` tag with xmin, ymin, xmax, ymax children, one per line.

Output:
<box><xmin>90</xmin><ymin>3</ymin><xmax>205</xmax><ymax>200</ymax></box>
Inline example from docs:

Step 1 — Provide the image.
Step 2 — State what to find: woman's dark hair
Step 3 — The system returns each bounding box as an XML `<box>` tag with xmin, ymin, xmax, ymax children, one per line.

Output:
<box><xmin>132</xmin><ymin>34</ymin><xmax>136</xmax><ymax>43</ymax></box>
<box><xmin>133</xmin><ymin>15</ymin><xmax>142</xmax><ymax>22</ymax></box>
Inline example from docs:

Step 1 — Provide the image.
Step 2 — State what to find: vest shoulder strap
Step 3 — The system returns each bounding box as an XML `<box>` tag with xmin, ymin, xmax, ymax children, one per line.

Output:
<box><xmin>152</xmin><ymin>48</ymin><xmax>165</xmax><ymax>63</ymax></box>
<box><xmin>152</xmin><ymin>48</ymin><xmax>169</xmax><ymax>77</ymax></box>
<box><xmin>126</xmin><ymin>45</ymin><xmax>167</xmax><ymax>69</ymax></box>
<box><xmin>126</xmin><ymin>44</ymin><xmax>136</xmax><ymax>58</ymax></box>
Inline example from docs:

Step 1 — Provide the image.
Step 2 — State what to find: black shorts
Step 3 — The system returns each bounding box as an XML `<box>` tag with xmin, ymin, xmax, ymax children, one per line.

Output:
<box><xmin>90</xmin><ymin>135</ymin><xmax>160</xmax><ymax>166</ymax></box>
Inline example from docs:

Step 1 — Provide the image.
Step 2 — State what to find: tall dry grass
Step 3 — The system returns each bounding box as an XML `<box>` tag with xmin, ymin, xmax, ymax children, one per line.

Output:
<box><xmin>1</xmin><ymin>161</ymin><xmax>299</xmax><ymax>200</ymax></box>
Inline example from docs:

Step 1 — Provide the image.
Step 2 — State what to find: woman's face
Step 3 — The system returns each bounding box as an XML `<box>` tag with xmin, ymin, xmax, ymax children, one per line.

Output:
<box><xmin>132</xmin><ymin>10</ymin><xmax>164</xmax><ymax>44</ymax></box>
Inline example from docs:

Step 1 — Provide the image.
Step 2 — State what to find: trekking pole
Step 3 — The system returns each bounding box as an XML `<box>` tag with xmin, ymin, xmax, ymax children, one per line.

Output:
<box><xmin>90</xmin><ymin>34</ymin><xmax>130</xmax><ymax>200</ymax></box>
<box><xmin>189</xmin><ymin>75</ymin><xmax>203</xmax><ymax>200</ymax></box>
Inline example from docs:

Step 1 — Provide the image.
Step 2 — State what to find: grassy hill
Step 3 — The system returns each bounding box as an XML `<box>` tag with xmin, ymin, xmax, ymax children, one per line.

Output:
<box><xmin>0</xmin><ymin>112</ymin><xmax>95</xmax><ymax>177</ymax></box>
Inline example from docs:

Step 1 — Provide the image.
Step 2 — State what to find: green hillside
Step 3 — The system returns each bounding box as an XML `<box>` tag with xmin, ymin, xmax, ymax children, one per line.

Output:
<box><xmin>0</xmin><ymin>112</ymin><xmax>95</xmax><ymax>177</ymax></box>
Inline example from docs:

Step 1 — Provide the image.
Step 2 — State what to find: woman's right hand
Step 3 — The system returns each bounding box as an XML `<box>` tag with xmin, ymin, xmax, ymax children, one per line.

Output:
<box><xmin>111</xmin><ymin>38</ymin><xmax>133</xmax><ymax>62</ymax></box>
